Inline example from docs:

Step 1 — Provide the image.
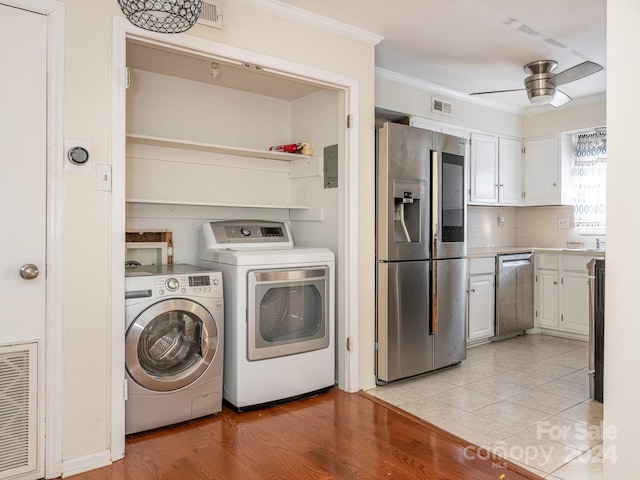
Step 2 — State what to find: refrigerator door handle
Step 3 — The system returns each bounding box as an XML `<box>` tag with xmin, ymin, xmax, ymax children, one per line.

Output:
<box><xmin>431</xmin><ymin>150</ymin><xmax>439</xmax><ymax>256</ymax></box>
<box><xmin>431</xmin><ymin>262</ymin><xmax>438</xmax><ymax>335</ymax></box>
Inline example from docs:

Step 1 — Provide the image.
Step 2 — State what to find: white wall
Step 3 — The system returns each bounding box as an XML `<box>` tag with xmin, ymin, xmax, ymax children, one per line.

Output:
<box><xmin>125</xmin><ymin>72</ymin><xmax>339</xmax><ymax>267</ymax></box>
<box><xmin>289</xmin><ymin>89</ymin><xmax>340</xmax><ymax>253</ymax></box>
<box><xmin>603</xmin><ymin>1</ymin><xmax>639</xmax><ymax>477</ymax></box>
<box><xmin>375</xmin><ymin>72</ymin><xmax>524</xmax><ymax>138</ymax></box>
<box><xmin>60</xmin><ymin>0</ymin><xmax>376</xmax><ymax>468</ymax></box>
<box><xmin>523</xmin><ymin>100</ymin><xmax>606</xmax><ymax>138</ymax></box>
<box><xmin>127</xmin><ymin>69</ymin><xmax>292</xmax><ymax>148</ymax></box>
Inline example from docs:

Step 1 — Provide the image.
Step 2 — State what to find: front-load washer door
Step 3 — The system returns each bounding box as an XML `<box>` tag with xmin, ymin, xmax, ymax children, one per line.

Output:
<box><xmin>126</xmin><ymin>298</ymin><xmax>218</xmax><ymax>392</ymax></box>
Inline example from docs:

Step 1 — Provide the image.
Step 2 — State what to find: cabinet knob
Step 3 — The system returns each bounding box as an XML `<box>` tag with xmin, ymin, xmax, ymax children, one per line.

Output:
<box><xmin>553</xmin><ymin>183</ymin><xmax>557</xmax><ymax>187</ymax></box>
<box><xmin>553</xmin><ymin>281</ymin><xmax>558</xmax><ymax>285</ymax></box>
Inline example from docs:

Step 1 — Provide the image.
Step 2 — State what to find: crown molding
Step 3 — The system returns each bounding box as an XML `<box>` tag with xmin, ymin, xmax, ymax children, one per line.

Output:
<box><xmin>376</xmin><ymin>67</ymin><xmax>607</xmax><ymax>118</ymax></box>
<box><xmin>376</xmin><ymin>67</ymin><xmax>525</xmax><ymax>115</ymax></box>
<box><xmin>236</xmin><ymin>0</ymin><xmax>383</xmax><ymax>45</ymax></box>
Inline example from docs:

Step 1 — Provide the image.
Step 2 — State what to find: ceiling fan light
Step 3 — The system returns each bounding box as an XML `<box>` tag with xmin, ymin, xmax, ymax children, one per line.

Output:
<box><xmin>525</xmin><ymin>78</ymin><xmax>556</xmax><ymax>105</ymax></box>
<box><xmin>118</xmin><ymin>0</ymin><xmax>202</xmax><ymax>34</ymax></box>
<box><xmin>528</xmin><ymin>92</ymin><xmax>555</xmax><ymax>105</ymax></box>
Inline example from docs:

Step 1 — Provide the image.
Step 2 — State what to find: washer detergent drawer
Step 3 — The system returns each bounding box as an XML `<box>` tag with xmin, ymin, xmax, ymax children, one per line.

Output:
<box><xmin>247</xmin><ymin>267</ymin><xmax>330</xmax><ymax>361</ymax></box>
<box><xmin>126</xmin><ymin>298</ymin><xmax>219</xmax><ymax>391</ymax></box>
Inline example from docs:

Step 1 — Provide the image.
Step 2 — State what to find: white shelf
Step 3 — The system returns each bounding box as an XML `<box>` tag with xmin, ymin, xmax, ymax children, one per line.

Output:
<box><xmin>126</xmin><ymin>198</ymin><xmax>311</xmax><ymax>210</ymax></box>
<box><xmin>126</xmin><ymin>133</ymin><xmax>310</xmax><ymax>162</ymax></box>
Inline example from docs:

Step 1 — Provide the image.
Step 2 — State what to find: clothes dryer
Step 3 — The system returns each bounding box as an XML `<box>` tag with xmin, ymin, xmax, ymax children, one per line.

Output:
<box><xmin>199</xmin><ymin>220</ymin><xmax>335</xmax><ymax>411</ymax></box>
<box><xmin>124</xmin><ymin>264</ymin><xmax>224</xmax><ymax>434</ymax></box>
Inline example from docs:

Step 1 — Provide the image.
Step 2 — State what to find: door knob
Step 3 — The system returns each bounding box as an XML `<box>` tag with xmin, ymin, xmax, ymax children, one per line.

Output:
<box><xmin>20</xmin><ymin>264</ymin><xmax>39</xmax><ymax>280</ymax></box>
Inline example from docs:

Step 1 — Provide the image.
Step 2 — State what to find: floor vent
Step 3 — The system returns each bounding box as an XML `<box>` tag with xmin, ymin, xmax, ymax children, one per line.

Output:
<box><xmin>432</xmin><ymin>98</ymin><xmax>453</xmax><ymax>116</ymax></box>
<box><xmin>198</xmin><ymin>1</ymin><xmax>222</xmax><ymax>29</ymax></box>
<box><xmin>0</xmin><ymin>343</ymin><xmax>37</xmax><ymax>480</ymax></box>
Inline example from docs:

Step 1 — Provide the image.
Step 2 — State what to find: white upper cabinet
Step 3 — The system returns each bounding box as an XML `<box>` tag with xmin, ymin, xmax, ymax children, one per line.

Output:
<box><xmin>498</xmin><ymin>137</ymin><xmax>523</xmax><ymax>205</ymax></box>
<box><xmin>470</xmin><ymin>133</ymin><xmax>498</xmax><ymax>203</ymax></box>
<box><xmin>469</xmin><ymin>133</ymin><xmax>522</xmax><ymax>205</ymax></box>
<box><xmin>523</xmin><ymin>135</ymin><xmax>574</xmax><ymax>206</ymax></box>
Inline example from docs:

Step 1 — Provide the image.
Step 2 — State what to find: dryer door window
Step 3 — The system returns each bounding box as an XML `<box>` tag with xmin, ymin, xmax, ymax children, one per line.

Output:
<box><xmin>247</xmin><ymin>267</ymin><xmax>330</xmax><ymax>361</ymax></box>
<box><xmin>126</xmin><ymin>298</ymin><xmax>218</xmax><ymax>392</ymax></box>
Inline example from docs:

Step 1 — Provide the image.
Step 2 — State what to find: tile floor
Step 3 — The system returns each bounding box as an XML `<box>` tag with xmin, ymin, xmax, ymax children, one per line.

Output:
<box><xmin>368</xmin><ymin>334</ymin><xmax>604</xmax><ymax>479</ymax></box>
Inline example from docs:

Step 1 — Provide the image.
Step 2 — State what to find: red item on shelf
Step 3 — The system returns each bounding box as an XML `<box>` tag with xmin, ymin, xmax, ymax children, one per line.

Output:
<box><xmin>269</xmin><ymin>143</ymin><xmax>302</xmax><ymax>153</ymax></box>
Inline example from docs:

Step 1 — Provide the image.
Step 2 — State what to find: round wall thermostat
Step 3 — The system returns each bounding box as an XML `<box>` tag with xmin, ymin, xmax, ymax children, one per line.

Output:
<box><xmin>68</xmin><ymin>146</ymin><xmax>89</xmax><ymax>165</ymax></box>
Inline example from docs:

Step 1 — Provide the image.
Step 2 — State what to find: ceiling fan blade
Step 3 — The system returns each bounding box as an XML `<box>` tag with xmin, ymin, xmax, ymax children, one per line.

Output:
<box><xmin>553</xmin><ymin>61</ymin><xmax>603</xmax><ymax>86</ymax></box>
<box><xmin>550</xmin><ymin>90</ymin><xmax>572</xmax><ymax>107</ymax></box>
<box><xmin>469</xmin><ymin>88</ymin><xmax>524</xmax><ymax>96</ymax></box>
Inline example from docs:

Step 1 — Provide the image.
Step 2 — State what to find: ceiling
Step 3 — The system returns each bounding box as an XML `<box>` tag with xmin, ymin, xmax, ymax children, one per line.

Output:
<box><xmin>127</xmin><ymin>0</ymin><xmax>606</xmax><ymax>113</ymax></box>
<box><xmin>126</xmin><ymin>40</ymin><xmax>325</xmax><ymax>100</ymax></box>
<box><xmin>275</xmin><ymin>0</ymin><xmax>607</xmax><ymax>112</ymax></box>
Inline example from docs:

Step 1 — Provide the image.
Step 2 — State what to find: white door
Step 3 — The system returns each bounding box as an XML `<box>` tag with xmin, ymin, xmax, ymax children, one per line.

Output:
<box><xmin>535</xmin><ymin>269</ymin><xmax>560</xmax><ymax>329</ymax></box>
<box><xmin>498</xmin><ymin>137</ymin><xmax>523</xmax><ymax>205</ymax></box>
<box><xmin>561</xmin><ymin>272</ymin><xmax>590</xmax><ymax>335</ymax></box>
<box><xmin>524</xmin><ymin>136</ymin><xmax>560</xmax><ymax>205</ymax></box>
<box><xmin>0</xmin><ymin>4</ymin><xmax>47</xmax><ymax>479</ymax></box>
<box><xmin>469</xmin><ymin>133</ymin><xmax>498</xmax><ymax>204</ymax></box>
<box><xmin>467</xmin><ymin>274</ymin><xmax>495</xmax><ymax>341</ymax></box>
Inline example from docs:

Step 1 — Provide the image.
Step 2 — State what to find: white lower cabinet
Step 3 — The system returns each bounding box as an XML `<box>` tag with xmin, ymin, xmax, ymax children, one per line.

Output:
<box><xmin>535</xmin><ymin>253</ymin><xmax>592</xmax><ymax>336</ymax></box>
<box><xmin>467</xmin><ymin>257</ymin><xmax>496</xmax><ymax>342</ymax></box>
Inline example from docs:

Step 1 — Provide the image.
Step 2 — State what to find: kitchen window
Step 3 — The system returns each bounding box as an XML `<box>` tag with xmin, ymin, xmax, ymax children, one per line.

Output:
<box><xmin>573</xmin><ymin>130</ymin><xmax>606</xmax><ymax>233</ymax></box>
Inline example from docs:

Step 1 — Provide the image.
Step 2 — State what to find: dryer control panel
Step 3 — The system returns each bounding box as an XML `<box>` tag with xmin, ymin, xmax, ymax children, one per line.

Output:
<box><xmin>202</xmin><ymin>220</ymin><xmax>294</xmax><ymax>250</ymax></box>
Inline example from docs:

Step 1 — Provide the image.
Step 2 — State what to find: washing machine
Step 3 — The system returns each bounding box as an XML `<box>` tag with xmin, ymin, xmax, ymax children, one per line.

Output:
<box><xmin>124</xmin><ymin>264</ymin><xmax>224</xmax><ymax>434</ymax></box>
<box><xmin>199</xmin><ymin>220</ymin><xmax>335</xmax><ymax>411</ymax></box>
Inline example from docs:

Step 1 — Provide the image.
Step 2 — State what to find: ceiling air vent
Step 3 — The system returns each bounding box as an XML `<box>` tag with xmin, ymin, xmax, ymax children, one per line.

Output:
<box><xmin>432</xmin><ymin>98</ymin><xmax>453</xmax><ymax>116</ymax></box>
<box><xmin>198</xmin><ymin>1</ymin><xmax>222</xmax><ymax>29</ymax></box>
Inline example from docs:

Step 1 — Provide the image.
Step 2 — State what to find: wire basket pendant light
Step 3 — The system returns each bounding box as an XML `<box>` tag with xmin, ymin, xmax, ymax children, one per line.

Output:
<box><xmin>118</xmin><ymin>0</ymin><xmax>202</xmax><ymax>34</ymax></box>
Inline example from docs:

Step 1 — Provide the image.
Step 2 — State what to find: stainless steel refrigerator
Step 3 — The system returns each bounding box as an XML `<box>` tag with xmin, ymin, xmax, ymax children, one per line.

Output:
<box><xmin>376</xmin><ymin>121</ymin><xmax>467</xmax><ymax>384</ymax></box>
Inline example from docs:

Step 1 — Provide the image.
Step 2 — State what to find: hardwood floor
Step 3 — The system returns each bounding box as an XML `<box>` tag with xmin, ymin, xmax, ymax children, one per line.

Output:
<box><xmin>69</xmin><ymin>389</ymin><xmax>544</xmax><ymax>479</ymax></box>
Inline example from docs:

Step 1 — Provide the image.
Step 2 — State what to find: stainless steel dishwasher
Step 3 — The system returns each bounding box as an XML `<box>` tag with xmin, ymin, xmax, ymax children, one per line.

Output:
<box><xmin>494</xmin><ymin>252</ymin><xmax>534</xmax><ymax>339</ymax></box>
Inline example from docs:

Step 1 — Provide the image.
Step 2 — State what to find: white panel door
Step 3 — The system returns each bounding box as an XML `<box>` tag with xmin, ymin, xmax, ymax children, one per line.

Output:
<box><xmin>561</xmin><ymin>272</ymin><xmax>590</xmax><ymax>335</ymax></box>
<box><xmin>467</xmin><ymin>274</ymin><xmax>495</xmax><ymax>341</ymax></box>
<box><xmin>535</xmin><ymin>269</ymin><xmax>559</xmax><ymax>329</ymax></box>
<box><xmin>498</xmin><ymin>137</ymin><xmax>523</xmax><ymax>205</ymax></box>
<box><xmin>0</xmin><ymin>4</ymin><xmax>47</xmax><ymax>479</ymax></box>
<box><xmin>469</xmin><ymin>133</ymin><xmax>498</xmax><ymax>204</ymax></box>
<box><xmin>0</xmin><ymin>4</ymin><xmax>47</xmax><ymax>343</ymax></box>
<box><xmin>524</xmin><ymin>136</ymin><xmax>560</xmax><ymax>205</ymax></box>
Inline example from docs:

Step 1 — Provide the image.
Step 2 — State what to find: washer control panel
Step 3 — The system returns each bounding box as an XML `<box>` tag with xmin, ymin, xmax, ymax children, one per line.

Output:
<box><xmin>156</xmin><ymin>271</ymin><xmax>222</xmax><ymax>297</ymax></box>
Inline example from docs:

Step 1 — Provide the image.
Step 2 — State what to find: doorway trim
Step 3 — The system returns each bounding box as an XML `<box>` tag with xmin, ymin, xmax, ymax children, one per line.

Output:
<box><xmin>111</xmin><ymin>16</ymin><xmax>361</xmax><ymax>458</ymax></box>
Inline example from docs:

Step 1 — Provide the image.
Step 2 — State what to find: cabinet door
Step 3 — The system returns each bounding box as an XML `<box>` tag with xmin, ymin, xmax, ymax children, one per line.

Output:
<box><xmin>561</xmin><ymin>272</ymin><xmax>590</xmax><ymax>335</ymax></box>
<box><xmin>470</xmin><ymin>133</ymin><xmax>498</xmax><ymax>204</ymax></box>
<box><xmin>524</xmin><ymin>136</ymin><xmax>560</xmax><ymax>205</ymax></box>
<box><xmin>536</xmin><ymin>269</ymin><xmax>559</xmax><ymax>328</ymax></box>
<box><xmin>467</xmin><ymin>274</ymin><xmax>495</xmax><ymax>341</ymax></box>
<box><xmin>498</xmin><ymin>137</ymin><xmax>523</xmax><ymax>205</ymax></box>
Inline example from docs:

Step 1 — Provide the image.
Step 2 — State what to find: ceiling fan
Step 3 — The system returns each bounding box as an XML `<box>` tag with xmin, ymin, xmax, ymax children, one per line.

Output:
<box><xmin>470</xmin><ymin>60</ymin><xmax>603</xmax><ymax>107</ymax></box>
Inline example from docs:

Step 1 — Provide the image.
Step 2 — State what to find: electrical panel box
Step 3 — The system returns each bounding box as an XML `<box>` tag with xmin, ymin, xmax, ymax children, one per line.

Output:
<box><xmin>324</xmin><ymin>144</ymin><xmax>338</xmax><ymax>189</ymax></box>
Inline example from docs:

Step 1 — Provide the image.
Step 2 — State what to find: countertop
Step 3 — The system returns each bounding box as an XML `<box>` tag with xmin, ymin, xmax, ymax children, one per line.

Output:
<box><xmin>467</xmin><ymin>246</ymin><xmax>606</xmax><ymax>258</ymax></box>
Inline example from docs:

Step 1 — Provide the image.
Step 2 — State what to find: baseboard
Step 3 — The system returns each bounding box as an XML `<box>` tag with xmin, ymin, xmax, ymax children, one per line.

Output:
<box><xmin>359</xmin><ymin>374</ymin><xmax>377</xmax><ymax>391</ymax></box>
<box><xmin>62</xmin><ymin>449</ymin><xmax>111</xmax><ymax>478</ymax></box>
<box><xmin>536</xmin><ymin>328</ymin><xmax>588</xmax><ymax>342</ymax></box>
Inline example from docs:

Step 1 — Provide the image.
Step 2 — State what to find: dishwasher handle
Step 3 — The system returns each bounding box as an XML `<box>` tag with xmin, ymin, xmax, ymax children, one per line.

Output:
<box><xmin>501</xmin><ymin>259</ymin><xmax>532</xmax><ymax>267</ymax></box>
<box><xmin>498</xmin><ymin>253</ymin><xmax>533</xmax><ymax>268</ymax></box>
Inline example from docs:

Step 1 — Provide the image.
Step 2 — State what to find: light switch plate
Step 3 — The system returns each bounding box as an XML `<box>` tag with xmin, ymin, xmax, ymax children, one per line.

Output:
<box><xmin>96</xmin><ymin>164</ymin><xmax>112</xmax><ymax>191</ymax></box>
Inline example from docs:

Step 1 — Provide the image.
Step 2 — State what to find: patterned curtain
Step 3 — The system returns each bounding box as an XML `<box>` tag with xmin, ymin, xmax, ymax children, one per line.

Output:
<box><xmin>573</xmin><ymin>132</ymin><xmax>606</xmax><ymax>228</ymax></box>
